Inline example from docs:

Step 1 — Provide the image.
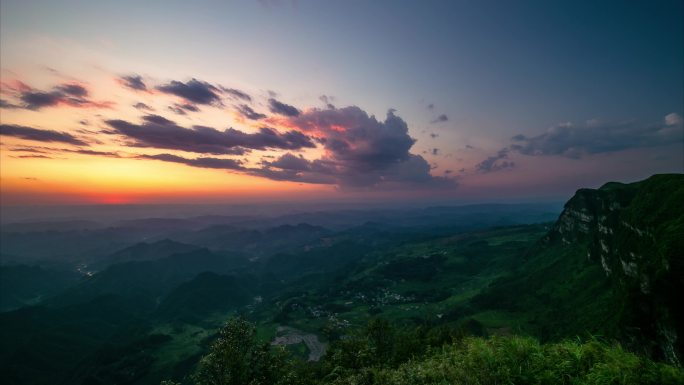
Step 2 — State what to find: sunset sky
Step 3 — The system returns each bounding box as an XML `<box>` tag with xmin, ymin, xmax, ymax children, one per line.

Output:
<box><xmin>1</xmin><ymin>0</ymin><xmax>682</xmax><ymax>205</ymax></box>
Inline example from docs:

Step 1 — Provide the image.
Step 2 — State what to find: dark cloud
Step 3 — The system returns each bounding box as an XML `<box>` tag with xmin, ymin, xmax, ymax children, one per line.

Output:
<box><xmin>431</xmin><ymin>148</ymin><xmax>439</xmax><ymax>155</ymax></box>
<box><xmin>122</xmin><ymin>107</ymin><xmax>454</xmax><ymax>189</ymax></box>
<box><xmin>55</xmin><ymin>83</ymin><xmax>88</xmax><ymax>97</ymax></box>
<box><xmin>20</xmin><ymin>91</ymin><xmax>62</xmax><ymax>109</ymax></box>
<box><xmin>262</xmin><ymin>153</ymin><xmax>310</xmax><ymax>171</ymax></box>
<box><xmin>475</xmin><ymin>148</ymin><xmax>514</xmax><ymax>173</ymax></box>
<box><xmin>168</xmin><ymin>106</ymin><xmax>186</xmax><ymax>115</ymax></box>
<box><xmin>14</xmin><ymin>83</ymin><xmax>112</xmax><ymax>110</ymax></box>
<box><xmin>168</xmin><ymin>103</ymin><xmax>200</xmax><ymax>115</ymax></box>
<box><xmin>269</xmin><ymin>98</ymin><xmax>300</xmax><ymax>117</ymax></box>
<box><xmin>9</xmin><ymin>146</ymin><xmax>49</xmax><ymax>154</ymax></box>
<box><xmin>237</xmin><ymin>104</ymin><xmax>267</xmax><ymax>120</ymax></box>
<box><xmin>265</xmin><ymin>107</ymin><xmax>454</xmax><ymax>188</ymax></box>
<box><xmin>509</xmin><ymin>114</ymin><xmax>684</xmax><ymax>159</ymax></box>
<box><xmin>8</xmin><ymin>145</ymin><xmax>119</xmax><ymax>157</ymax></box>
<box><xmin>140</xmin><ymin>153</ymin><xmax>243</xmax><ymax>170</ymax></box>
<box><xmin>474</xmin><ymin>113</ymin><xmax>684</xmax><ymax>174</ymax></box>
<box><xmin>0</xmin><ymin>99</ymin><xmax>19</xmax><ymax>109</ymax></box>
<box><xmin>139</xmin><ymin>153</ymin><xmax>330</xmax><ymax>185</ymax></box>
<box><xmin>431</xmin><ymin>114</ymin><xmax>448</xmax><ymax>124</ymax></box>
<box><xmin>133</xmin><ymin>102</ymin><xmax>154</xmax><ymax>111</ymax></box>
<box><xmin>222</xmin><ymin>87</ymin><xmax>252</xmax><ymax>102</ymax></box>
<box><xmin>157</xmin><ymin>78</ymin><xmax>221</xmax><ymax>105</ymax></box>
<box><xmin>427</xmin><ymin>103</ymin><xmax>434</xmax><ymax>110</ymax></box>
<box><xmin>0</xmin><ymin>124</ymin><xmax>88</xmax><ymax>145</ymax></box>
<box><xmin>430</xmin><ymin>133</ymin><xmax>438</xmax><ymax>138</ymax></box>
<box><xmin>120</xmin><ymin>75</ymin><xmax>147</xmax><ymax>91</ymax></box>
<box><xmin>248</xmin><ymin>163</ymin><xmax>336</xmax><ymax>184</ymax></box>
<box><xmin>287</xmin><ymin>107</ymin><xmax>415</xmax><ymax>168</ymax></box>
<box><xmin>105</xmin><ymin>114</ymin><xmax>315</xmax><ymax>155</ymax></box>
<box><xmin>13</xmin><ymin>154</ymin><xmax>54</xmax><ymax>159</ymax></box>
<box><xmin>465</xmin><ymin>144</ymin><xmax>474</xmax><ymax>149</ymax></box>
<box><xmin>319</xmin><ymin>95</ymin><xmax>335</xmax><ymax>109</ymax></box>
<box><xmin>66</xmin><ymin>148</ymin><xmax>121</xmax><ymax>157</ymax></box>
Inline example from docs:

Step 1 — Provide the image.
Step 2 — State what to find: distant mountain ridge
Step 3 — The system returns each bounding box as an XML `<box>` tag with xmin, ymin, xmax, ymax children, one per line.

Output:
<box><xmin>93</xmin><ymin>239</ymin><xmax>201</xmax><ymax>269</ymax></box>
<box><xmin>47</xmin><ymin>248</ymin><xmax>252</xmax><ymax>308</ymax></box>
<box><xmin>0</xmin><ymin>265</ymin><xmax>80</xmax><ymax>312</ymax></box>
<box><xmin>1</xmin><ymin>176</ymin><xmax>681</xmax><ymax>385</ymax></box>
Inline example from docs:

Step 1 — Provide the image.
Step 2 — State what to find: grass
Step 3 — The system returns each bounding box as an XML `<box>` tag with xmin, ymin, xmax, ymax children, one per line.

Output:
<box><xmin>328</xmin><ymin>335</ymin><xmax>684</xmax><ymax>385</ymax></box>
<box><xmin>469</xmin><ymin>309</ymin><xmax>530</xmax><ymax>331</ymax></box>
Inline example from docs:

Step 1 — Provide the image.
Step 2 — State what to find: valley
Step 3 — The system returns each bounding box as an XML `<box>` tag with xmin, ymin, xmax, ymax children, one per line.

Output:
<box><xmin>0</xmin><ymin>175</ymin><xmax>682</xmax><ymax>384</ymax></box>
<box><xmin>2</xmin><ymin>2</ymin><xmax>681</xmax><ymax>383</ymax></box>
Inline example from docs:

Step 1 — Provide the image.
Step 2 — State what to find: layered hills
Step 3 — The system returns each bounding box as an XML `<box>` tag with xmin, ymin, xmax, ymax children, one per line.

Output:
<box><xmin>0</xmin><ymin>174</ymin><xmax>681</xmax><ymax>384</ymax></box>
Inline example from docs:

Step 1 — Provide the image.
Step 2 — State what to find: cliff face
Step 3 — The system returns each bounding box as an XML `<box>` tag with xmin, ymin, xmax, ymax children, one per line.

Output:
<box><xmin>545</xmin><ymin>174</ymin><xmax>684</xmax><ymax>365</ymax></box>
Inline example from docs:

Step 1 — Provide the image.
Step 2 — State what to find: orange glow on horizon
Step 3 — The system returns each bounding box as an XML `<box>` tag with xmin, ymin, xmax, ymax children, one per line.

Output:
<box><xmin>95</xmin><ymin>195</ymin><xmax>134</xmax><ymax>205</ymax></box>
<box><xmin>0</xmin><ymin>69</ymin><xmax>464</xmax><ymax>207</ymax></box>
<box><xmin>0</xmin><ymin>132</ymin><xmax>333</xmax><ymax>205</ymax></box>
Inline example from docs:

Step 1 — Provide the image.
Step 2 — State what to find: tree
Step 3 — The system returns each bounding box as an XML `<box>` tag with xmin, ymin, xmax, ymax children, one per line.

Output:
<box><xmin>192</xmin><ymin>318</ymin><xmax>289</xmax><ymax>385</ymax></box>
<box><xmin>365</xmin><ymin>318</ymin><xmax>395</xmax><ymax>366</ymax></box>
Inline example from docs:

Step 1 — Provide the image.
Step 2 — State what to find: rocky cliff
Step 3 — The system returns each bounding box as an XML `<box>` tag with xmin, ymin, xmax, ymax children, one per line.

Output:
<box><xmin>545</xmin><ymin>174</ymin><xmax>684</xmax><ymax>365</ymax></box>
<box><xmin>473</xmin><ymin>174</ymin><xmax>683</xmax><ymax>365</ymax></box>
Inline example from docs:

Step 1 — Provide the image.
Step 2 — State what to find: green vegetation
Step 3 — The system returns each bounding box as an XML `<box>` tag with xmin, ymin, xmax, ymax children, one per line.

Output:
<box><xmin>0</xmin><ymin>264</ymin><xmax>80</xmax><ymax>311</ymax></box>
<box><xmin>191</xmin><ymin>318</ymin><xmax>291</xmax><ymax>385</ymax></box>
<box><xmin>1</xmin><ymin>175</ymin><xmax>683</xmax><ymax>384</ymax></box>
<box><xmin>472</xmin><ymin>174</ymin><xmax>684</xmax><ymax>361</ymax></box>
<box><xmin>359</xmin><ymin>336</ymin><xmax>683</xmax><ymax>385</ymax></box>
<box><xmin>162</xmin><ymin>318</ymin><xmax>684</xmax><ymax>385</ymax></box>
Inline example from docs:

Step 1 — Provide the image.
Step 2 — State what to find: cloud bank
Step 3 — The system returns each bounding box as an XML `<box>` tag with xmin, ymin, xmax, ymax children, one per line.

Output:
<box><xmin>134</xmin><ymin>106</ymin><xmax>453</xmax><ymax>189</ymax></box>
<box><xmin>157</xmin><ymin>78</ymin><xmax>222</xmax><ymax>105</ymax></box>
<box><xmin>509</xmin><ymin>115</ymin><xmax>683</xmax><ymax>159</ymax></box>
<box><xmin>105</xmin><ymin>114</ymin><xmax>316</xmax><ymax>155</ymax></box>
<box><xmin>3</xmin><ymin>73</ymin><xmax>455</xmax><ymax>191</ymax></box>
<box><xmin>0</xmin><ymin>124</ymin><xmax>88</xmax><ymax>145</ymax></box>
<box><xmin>119</xmin><ymin>75</ymin><xmax>148</xmax><ymax>91</ymax></box>
<box><xmin>476</xmin><ymin>113</ymin><xmax>684</xmax><ymax>173</ymax></box>
<box><xmin>222</xmin><ymin>87</ymin><xmax>252</xmax><ymax>101</ymax></box>
<box><xmin>2</xmin><ymin>81</ymin><xmax>113</xmax><ymax>110</ymax></box>
<box><xmin>237</xmin><ymin>104</ymin><xmax>267</xmax><ymax>120</ymax></box>
<box><xmin>269</xmin><ymin>98</ymin><xmax>300</xmax><ymax>117</ymax></box>
<box><xmin>262</xmin><ymin>107</ymin><xmax>453</xmax><ymax>188</ymax></box>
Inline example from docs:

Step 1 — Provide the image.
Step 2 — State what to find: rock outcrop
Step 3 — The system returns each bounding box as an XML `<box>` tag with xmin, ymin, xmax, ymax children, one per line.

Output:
<box><xmin>544</xmin><ymin>174</ymin><xmax>684</xmax><ymax>365</ymax></box>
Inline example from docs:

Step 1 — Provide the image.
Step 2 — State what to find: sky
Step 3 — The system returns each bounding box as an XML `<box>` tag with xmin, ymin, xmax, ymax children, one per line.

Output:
<box><xmin>0</xmin><ymin>0</ymin><xmax>682</xmax><ymax>206</ymax></box>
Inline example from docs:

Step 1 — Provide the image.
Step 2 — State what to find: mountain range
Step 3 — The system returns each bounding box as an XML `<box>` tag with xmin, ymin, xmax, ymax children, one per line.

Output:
<box><xmin>0</xmin><ymin>174</ymin><xmax>681</xmax><ymax>384</ymax></box>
